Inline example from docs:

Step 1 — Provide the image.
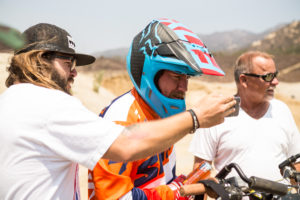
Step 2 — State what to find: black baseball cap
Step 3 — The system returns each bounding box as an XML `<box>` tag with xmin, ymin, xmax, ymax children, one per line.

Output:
<box><xmin>15</xmin><ymin>23</ymin><xmax>95</xmax><ymax>66</ymax></box>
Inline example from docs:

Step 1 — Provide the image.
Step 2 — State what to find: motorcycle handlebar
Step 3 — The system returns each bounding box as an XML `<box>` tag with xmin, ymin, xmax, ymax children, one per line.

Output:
<box><xmin>180</xmin><ymin>162</ymin><xmax>293</xmax><ymax>198</ymax></box>
<box><xmin>278</xmin><ymin>153</ymin><xmax>300</xmax><ymax>169</ymax></box>
<box><xmin>179</xmin><ymin>177</ymin><xmax>288</xmax><ymax>197</ymax></box>
<box><xmin>249</xmin><ymin>176</ymin><xmax>288</xmax><ymax>196</ymax></box>
<box><xmin>216</xmin><ymin>163</ymin><xmax>251</xmax><ymax>183</ymax></box>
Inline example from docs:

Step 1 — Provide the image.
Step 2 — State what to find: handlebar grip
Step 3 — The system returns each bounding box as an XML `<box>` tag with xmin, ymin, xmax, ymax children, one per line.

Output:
<box><xmin>278</xmin><ymin>153</ymin><xmax>300</xmax><ymax>169</ymax></box>
<box><xmin>279</xmin><ymin>159</ymin><xmax>293</xmax><ymax>169</ymax></box>
<box><xmin>179</xmin><ymin>183</ymin><xmax>206</xmax><ymax>196</ymax></box>
<box><xmin>249</xmin><ymin>176</ymin><xmax>288</xmax><ymax>196</ymax></box>
<box><xmin>215</xmin><ymin>165</ymin><xmax>231</xmax><ymax>179</ymax></box>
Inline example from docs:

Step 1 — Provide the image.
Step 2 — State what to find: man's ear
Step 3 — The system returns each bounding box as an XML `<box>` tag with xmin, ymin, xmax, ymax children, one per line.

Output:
<box><xmin>239</xmin><ymin>75</ymin><xmax>247</xmax><ymax>88</ymax></box>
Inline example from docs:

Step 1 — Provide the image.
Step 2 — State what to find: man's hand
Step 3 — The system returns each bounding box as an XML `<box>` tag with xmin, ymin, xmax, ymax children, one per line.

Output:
<box><xmin>179</xmin><ymin>178</ymin><xmax>220</xmax><ymax>198</ymax></box>
<box><xmin>168</xmin><ymin>175</ymin><xmax>187</xmax><ymax>199</ymax></box>
<box><xmin>168</xmin><ymin>175</ymin><xmax>194</xmax><ymax>200</ymax></box>
<box><xmin>192</xmin><ymin>94</ymin><xmax>236</xmax><ymax>128</ymax></box>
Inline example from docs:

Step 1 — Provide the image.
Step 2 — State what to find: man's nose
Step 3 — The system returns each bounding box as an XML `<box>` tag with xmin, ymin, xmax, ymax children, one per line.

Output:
<box><xmin>271</xmin><ymin>76</ymin><xmax>279</xmax><ymax>86</ymax></box>
<box><xmin>70</xmin><ymin>68</ymin><xmax>77</xmax><ymax>77</ymax></box>
<box><xmin>178</xmin><ymin>78</ymin><xmax>188</xmax><ymax>92</ymax></box>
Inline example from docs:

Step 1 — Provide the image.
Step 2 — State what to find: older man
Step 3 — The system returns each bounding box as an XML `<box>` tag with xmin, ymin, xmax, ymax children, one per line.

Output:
<box><xmin>190</xmin><ymin>51</ymin><xmax>300</xmax><ymax>182</ymax></box>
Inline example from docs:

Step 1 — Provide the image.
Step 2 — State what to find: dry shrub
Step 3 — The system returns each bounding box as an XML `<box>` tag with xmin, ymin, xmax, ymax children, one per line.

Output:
<box><xmin>188</xmin><ymin>79</ymin><xmax>212</xmax><ymax>94</ymax></box>
<box><xmin>101</xmin><ymin>70</ymin><xmax>133</xmax><ymax>96</ymax></box>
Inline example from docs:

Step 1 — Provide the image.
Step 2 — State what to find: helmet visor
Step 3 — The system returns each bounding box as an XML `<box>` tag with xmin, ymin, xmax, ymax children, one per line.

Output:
<box><xmin>156</xmin><ymin>40</ymin><xmax>224</xmax><ymax>76</ymax></box>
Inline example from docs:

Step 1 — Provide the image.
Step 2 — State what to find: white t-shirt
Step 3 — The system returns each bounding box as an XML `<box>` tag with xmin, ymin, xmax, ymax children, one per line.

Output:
<box><xmin>0</xmin><ymin>83</ymin><xmax>124</xmax><ymax>200</ymax></box>
<box><xmin>189</xmin><ymin>99</ymin><xmax>300</xmax><ymax>181</ymax></box>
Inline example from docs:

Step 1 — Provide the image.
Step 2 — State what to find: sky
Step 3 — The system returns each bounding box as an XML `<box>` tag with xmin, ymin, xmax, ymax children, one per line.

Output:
<box><xmin>1</xmin><ymin>0</ymin><xmax>300</xmax><ymax>55</ymax></box>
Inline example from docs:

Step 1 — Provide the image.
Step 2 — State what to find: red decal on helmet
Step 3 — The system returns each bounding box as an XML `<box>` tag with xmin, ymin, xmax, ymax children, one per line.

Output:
<box><xmin>173</xmin><ymin>26</ymin><xmax>193</xmax><ymax>33</ymax></box>
<box><xmin>201</xmin><ymin>52</ymin><xmax>221</xmax><ymax>69</ymax></box>
<box><xmin>161</xmin><ymin>21</ymin><xmax>172</xmax><ymax>26</ymax></box>
<box><xmin>201</xmin><ymin>68</ymin><xmax>224</xmax><ymax>76</ymax></box>
<box><xmin>192</xmin><ymin>49</ymin><xmax>208</xmax><ymax>64</ymax></box>
<box><xmin>171</xmin><ymin>19</ymin><xmax>179</xmax><ymax>23</ymax></box>
<box><xmin>185</xmin><ymin>35</ymin><xmax>204</xmax><ymax>46</ymax></box>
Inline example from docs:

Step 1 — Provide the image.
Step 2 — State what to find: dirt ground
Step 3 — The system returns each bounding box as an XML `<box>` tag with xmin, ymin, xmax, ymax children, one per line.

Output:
<box><xmin>1</xmin><ymin>53</ymin><xmax>299</xmax><ymax>200</ymax></box>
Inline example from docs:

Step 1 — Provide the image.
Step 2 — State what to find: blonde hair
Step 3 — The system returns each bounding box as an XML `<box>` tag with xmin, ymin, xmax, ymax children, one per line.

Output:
<box><xmin>234</xmin><ymin>51</ymin><xmax>274</xmax><ymax>83</ymax></box>
<box><xmin>5</xmin><ymin>50</ymin><xmax>63</xmax><ymax>91</ymax></box>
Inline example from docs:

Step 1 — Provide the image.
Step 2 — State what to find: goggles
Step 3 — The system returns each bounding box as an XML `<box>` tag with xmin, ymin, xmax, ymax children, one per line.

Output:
<box><xmin>243</xmin><ymin>71</ymin><xmax>278</xmax><ymax>82</ymax></box>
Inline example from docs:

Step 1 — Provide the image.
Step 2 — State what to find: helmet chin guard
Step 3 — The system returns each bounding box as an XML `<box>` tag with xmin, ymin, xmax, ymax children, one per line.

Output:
<box><xmin>127</xmin><ymin>18</ymin><xmax>224</xmax><ymax>118</ymax></box>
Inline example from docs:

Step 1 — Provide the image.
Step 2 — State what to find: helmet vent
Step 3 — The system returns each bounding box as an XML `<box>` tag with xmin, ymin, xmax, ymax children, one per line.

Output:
<box><xmin>163</xmin><ymin>105</ymin><xmax>168</xmax><ymax>114</ymax></box>
<box><xmin>148</xmin><ymin>89</ymin><xmax>152</xmax><ymax>98</ymax></box>
<box><xmin>170</xmin><ymin>106</ymin><xmax>179</xmax><ymax>109</ymax></box>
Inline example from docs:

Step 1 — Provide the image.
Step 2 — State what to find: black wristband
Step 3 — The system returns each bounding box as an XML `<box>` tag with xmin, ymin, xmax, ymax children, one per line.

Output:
<box><xmin>187</xmin><ymin>109</ymin><xmax>200</xmax><ymax>133</ymax></box>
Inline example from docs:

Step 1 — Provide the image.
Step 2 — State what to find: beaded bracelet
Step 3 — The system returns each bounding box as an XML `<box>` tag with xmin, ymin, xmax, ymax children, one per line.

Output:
<box><xmin>187</xmin><ymin>109</ymin><xmax>200</xmax><ymax>133</ymax></box>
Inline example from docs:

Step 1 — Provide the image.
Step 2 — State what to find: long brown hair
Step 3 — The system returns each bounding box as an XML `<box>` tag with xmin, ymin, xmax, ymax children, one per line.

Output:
<box><xmin>5</xmin><ymin>50</ymin><xmax>63</xmax><ymax>91</ymax></box>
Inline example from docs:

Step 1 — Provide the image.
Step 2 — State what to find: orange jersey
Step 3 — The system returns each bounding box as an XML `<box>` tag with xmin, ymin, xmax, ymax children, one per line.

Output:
<box><xmin>88</xmin><ymin>88</ymin><xmax>177</xmax><ymax>200</ymax></box>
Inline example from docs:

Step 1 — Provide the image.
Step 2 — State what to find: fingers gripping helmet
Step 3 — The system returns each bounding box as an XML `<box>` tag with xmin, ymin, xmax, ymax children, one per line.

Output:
<box><xmin>127</xmin><ymin>18</ymin><xmax>224</xmax><ymax>118</ymax></box>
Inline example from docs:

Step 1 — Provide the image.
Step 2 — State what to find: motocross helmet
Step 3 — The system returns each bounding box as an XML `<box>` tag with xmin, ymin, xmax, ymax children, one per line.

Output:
<box><xmin>127</xmin><ymin>18</ymin><xmax>224</xmax><ymax>118</ymax></box>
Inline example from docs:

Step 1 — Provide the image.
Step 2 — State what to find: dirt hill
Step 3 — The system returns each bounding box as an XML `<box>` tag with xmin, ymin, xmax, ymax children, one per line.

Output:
<box><xmin>87</xmin><ymin>21</ymin><xmax>300</xmax><ymax>83</ymax></box>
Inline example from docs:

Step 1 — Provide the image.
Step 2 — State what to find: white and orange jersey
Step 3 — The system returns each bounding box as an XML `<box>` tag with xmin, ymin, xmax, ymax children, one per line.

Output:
<box><xmin>88</xmin><ymin>88</ymin><xmax>177</xmax><ymax>200</ymax></box>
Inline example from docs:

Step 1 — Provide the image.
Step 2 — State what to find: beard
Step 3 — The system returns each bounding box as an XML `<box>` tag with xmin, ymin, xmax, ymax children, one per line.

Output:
<box><xmin>51</xmin><ymin>69</ymin><xmax>73</xmax><ymax>95</ymax></box>
<box><xmin>168</xmin><ymin>90</ymin><xmax>185</xmax><ymax>99</ymax></box>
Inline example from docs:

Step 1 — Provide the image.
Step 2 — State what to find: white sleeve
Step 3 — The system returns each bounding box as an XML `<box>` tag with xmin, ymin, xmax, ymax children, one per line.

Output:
<box><xmin>284</xmin><ymin>104</ymin><xmax>300</xmax><ymax>156</ymax></box>
<box><xmin>44</xmin><ymin>95</ymin><xmax>124</xmax><ymax>170</ymax></box>
<box><xmin>188</xmin><ymin>127</ymin><xmax>218</xmax><ymax>161</ymax></box>
<box><xmin>274</xmin><ymin>99</ymin><xmax>300</xmax><ymax>157</ymax></box>
<box><xmin>289</xmin><ymin>130</ymin><xmax>300</xmax><ymax>156</ymax></box>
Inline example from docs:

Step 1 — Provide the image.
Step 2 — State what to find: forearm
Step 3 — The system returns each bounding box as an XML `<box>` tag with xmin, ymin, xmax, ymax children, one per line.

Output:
<box><xmin>103</xmin><ymin>111</ymin><xmax>192</xmax><ymax>161</ymax></box>
<box><xmin>103</xmin><ymin>94</ymin><xmax>236</xmax><ymax>162</ymax></box>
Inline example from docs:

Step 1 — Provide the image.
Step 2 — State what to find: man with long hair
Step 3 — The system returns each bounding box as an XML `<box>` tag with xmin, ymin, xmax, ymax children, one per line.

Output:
<box><xmin>0</xmin><ymin>23</ymin><xmax>236</xmax><ymax>199</ymax></box>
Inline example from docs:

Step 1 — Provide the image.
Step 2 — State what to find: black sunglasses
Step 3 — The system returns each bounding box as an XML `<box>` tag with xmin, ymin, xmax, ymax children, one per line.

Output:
<box><xmin>243</xmin><ymin>71</ymin><xmax>278</xmax><ymax>82</ymax></box>
<box><xmin>52</xmin><ymin>54</ymin><xmax>75</xmax><ymax>61</ymax></box>
<box><xmin>43</xmin><ymin>53</ymin><xmax>76</xmax><ymax>71</ymax></box>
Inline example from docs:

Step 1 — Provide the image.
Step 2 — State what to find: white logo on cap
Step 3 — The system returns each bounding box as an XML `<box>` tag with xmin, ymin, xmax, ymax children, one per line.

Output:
<box><xmin>67</xmin><ymin>36</ymin><xmax>76</xmax><ymax>50</ymax></box>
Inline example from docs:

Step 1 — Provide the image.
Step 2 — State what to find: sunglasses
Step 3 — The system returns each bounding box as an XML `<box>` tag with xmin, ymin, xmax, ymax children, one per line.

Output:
<box><xmin>52</xmin><ymin>54</ymin><xmax>76</xmax><ymax>71</ymax></box>
<box><xmin>243</xmin><ymin>71</ymin><xmax>278</xmax><ymax>82</ymax></box>
<box><xmin>43</xmin><ymin>52</ymin><xmax>76</xmax><ymax>71</ymax></box>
